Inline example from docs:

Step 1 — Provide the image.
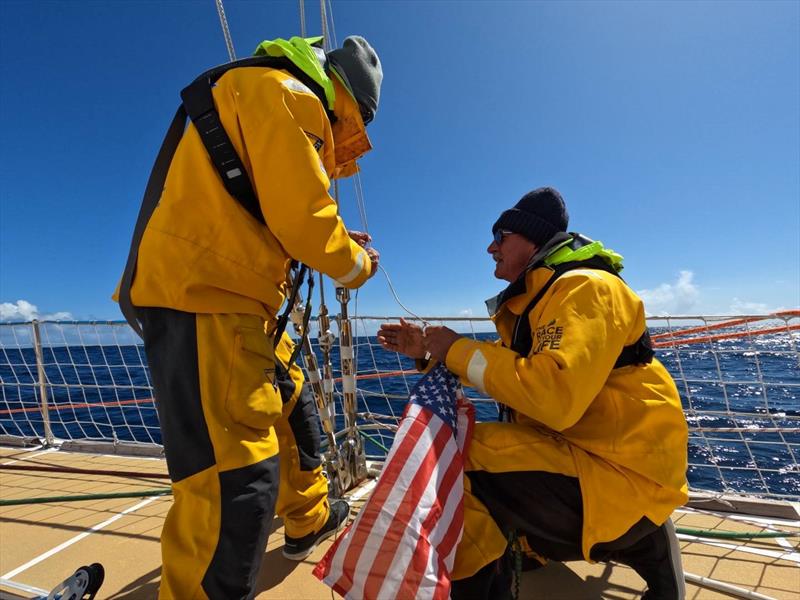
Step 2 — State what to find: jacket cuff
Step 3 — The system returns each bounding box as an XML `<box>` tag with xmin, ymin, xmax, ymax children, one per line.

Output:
<box><xmin>445</xmin><ymin>337</ymin><xmax>483</xmax><ymax>381</ymax></box>
<box><xmin>333</xmin><ymin>245</ymin><xmax>371</xmax><ymax>289</ymax></box>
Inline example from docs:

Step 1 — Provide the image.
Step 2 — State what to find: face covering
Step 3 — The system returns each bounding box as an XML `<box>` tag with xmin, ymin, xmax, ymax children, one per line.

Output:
<box><xmin>330</xmin><ymin>75</ymin><xmax>372</xmax><ymax>178</ymax></box>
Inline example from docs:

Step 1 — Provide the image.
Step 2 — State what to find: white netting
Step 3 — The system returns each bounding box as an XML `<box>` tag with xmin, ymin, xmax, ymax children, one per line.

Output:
<box><xmin>0</xmin><ymin>321</ymin><xmax>157</xmax><ymax>447</ymax></box>
<box><xmin>1</xmin><ymin>313</ymin><xmax>798</xmax><ymax>500</ymax></box>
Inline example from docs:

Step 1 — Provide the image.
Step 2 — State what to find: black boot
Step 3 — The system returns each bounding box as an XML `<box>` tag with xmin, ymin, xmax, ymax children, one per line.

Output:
<box><xmin>613</xmin><ymin>519</ymin><xmax>685</xmax><ymax>600</ymax></box>
<box><xmin>450</xmin><ymin>552</ymin><xmax>514</xmax><ymax>600</ymax></box>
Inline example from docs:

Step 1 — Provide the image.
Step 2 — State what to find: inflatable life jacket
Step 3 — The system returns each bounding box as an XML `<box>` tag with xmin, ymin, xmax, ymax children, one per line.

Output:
<box><xmin>510</xmin><ymin>234</ymin><xmax>655</xmax><ymax>366</ymax></box>
<box><xmin>498</xmin><ymin>234</ymin><xmax>654</xmax><ymax>422</ymax></box>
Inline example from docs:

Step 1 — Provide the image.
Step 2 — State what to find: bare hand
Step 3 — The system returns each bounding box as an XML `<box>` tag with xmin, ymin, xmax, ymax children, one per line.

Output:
<box><xmin>348</xmin><ymin>230</ymin><xmax>372</xmax><ymax>247</ymax></box>
<box><xmin>366</xmin><ymin>247</ymin><xmax>380</xmax><ymax>279</ymax></box>
<box><xmin>348</xmin><ymin>230</ymin><xmax>379</xmax><ymax>279</ymax></box>
<box><xmin>422</xmin><ymin>326</ymin><xmax>461</xmax><ymax>363</ymax></box>
<box><xmin>377</xmin><ymin>318</ymin><xmax>425</xmax><ymax>359</ymax></box>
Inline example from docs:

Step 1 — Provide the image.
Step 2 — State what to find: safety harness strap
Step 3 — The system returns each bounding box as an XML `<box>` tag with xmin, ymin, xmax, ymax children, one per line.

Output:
<box><xmin>120</xmin><ymin>56</ymin><xmax>326</xmax><ymax>348</ymax></box>
<box><xmin>180</xmin><ymin>81</ymin><xmax>264</xmax><ymax>225</ymax></box>
<box><xmin>510</xmin><ymin>256</ymin><xmax>654</xmax><ymax>368</ymax></box>
<box><xmin>179</xmin><ymin>56</ymin><xmax>332</xmax><ymax>226</ymax></box>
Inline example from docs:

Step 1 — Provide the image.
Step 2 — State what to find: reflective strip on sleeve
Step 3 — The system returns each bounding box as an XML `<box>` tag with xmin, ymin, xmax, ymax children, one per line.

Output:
<box><xmin>466</xmin><ymin>349</ymin><xmax>488</xmax><ymax>395</ymax></box>
<box><xmin>336</xmin><ymin>250</ymin><xmax>366</xmax><ymax>284</ymax></box>
<box><xmin>281</xmin><ymin>78</ymin><xmax>314</xmax><ymax>96</ymax></box>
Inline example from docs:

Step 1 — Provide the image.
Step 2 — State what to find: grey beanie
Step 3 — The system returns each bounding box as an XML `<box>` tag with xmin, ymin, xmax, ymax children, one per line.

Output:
<box><xmin>492</xmin><ymin>187</ymin><xmax>569</xmax><ymax>246</ymax></box>
<box><xmin>327</xmin><ymin>36</ymin><xmax>382</xmax><ymax>124</ymax></box>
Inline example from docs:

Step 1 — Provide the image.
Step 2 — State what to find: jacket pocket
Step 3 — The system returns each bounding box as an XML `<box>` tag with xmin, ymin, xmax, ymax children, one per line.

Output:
<box><xmin>225</xmin><ymin>327</ymin><xmax>283</xmax><ymax>431</ymax></box>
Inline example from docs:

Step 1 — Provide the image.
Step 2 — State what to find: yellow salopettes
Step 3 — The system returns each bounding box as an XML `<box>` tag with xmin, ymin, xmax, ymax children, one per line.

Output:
<box><xmin>446</xmin><ymin>265</ymin><xmax>689</xmax><ymax>565</ymax></box>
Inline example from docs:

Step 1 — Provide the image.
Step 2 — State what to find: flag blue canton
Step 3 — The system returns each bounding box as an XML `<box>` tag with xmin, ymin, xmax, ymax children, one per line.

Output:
<box><xmin>409</xmin><ymin>364</ymin><xmax>459</xmax><ymax>431</ymax></box>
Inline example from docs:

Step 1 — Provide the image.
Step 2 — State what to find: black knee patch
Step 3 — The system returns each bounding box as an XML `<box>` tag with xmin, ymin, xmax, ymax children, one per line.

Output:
<box><xmin>139</xmin><ymin>308</ymin><xmax>215</xmax><ymax>483</ymax></box>
<box><xmin>202</xmin><ymin>455</ymin><xmax>280</xmax><ymax>599</ymax></box>
<box><xmin>287</xmin><ymin>383</ymin><xmax>322</xmax><ymax>471</ymax></box>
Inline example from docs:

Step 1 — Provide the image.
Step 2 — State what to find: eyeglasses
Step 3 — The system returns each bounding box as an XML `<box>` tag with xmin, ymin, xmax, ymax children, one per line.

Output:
<box><xmin>493</xmin><ymin>229</ymin><xmax>514</xmax><ymax>245</ymax></box>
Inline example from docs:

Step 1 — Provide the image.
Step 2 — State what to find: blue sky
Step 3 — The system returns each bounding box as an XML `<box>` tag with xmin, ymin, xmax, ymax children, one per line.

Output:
<box><xmin>1</xmin><ymin>0</ymin><xmax>798</xmax><ymax>322</ymax></box>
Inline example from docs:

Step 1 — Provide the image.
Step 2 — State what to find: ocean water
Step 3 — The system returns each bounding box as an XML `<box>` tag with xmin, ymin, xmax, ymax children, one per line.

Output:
<box><xmin>1</xmin><ymin>332</ymin><xmax>798</xmax><ymax>499</ymax></box>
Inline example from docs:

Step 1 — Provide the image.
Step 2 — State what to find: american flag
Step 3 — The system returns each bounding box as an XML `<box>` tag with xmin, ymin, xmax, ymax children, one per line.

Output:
<box><xmin>313</xmin><ymin>364</ymin><xmax>475</xmax><ymax>600</ymax></box>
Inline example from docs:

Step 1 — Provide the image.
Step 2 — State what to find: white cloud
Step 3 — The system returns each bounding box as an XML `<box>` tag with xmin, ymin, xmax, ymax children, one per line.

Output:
<box><xmin>458</xmin><ymin>308</ymin><xmax>474</xmax><ymax>317</ymax></box>
<box><xmin>0</xmin><ymin>300</ymin><xmax>74</xmax><ymax>322</ymax></box>
<box><xmin>637</xmin><ymin>270</ymin><xmax>700</xmax><ymax>316</ymax></box>
<box><xmin>728</xmin><ymin>298</ymin><xmax>780</xmax><ymax>315</ymax></box>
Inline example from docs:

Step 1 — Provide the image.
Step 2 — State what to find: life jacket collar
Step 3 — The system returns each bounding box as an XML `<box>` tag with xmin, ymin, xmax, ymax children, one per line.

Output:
<box><xmin>253</xmin><ymin>36</ymin><xmax>336</xmax><ymax>111</ymax></box>
<box><xmin>543</xmin><ymin>233</ymin><xmax>624</xmax><ymax>273</ymax></box>
<box><xmin>485</xmin><ymin>232</ymin><xmax>625</xmax><ymax>316</ymax></box>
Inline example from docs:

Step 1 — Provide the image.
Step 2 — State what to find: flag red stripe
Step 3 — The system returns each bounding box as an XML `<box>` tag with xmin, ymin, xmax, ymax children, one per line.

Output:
<box><xmin>331</xmin><ymin>407</ymin><xmax>434</xmax><ymax>594</ymax></box>
<box><xmin>400</xmin><ymin>441</ymin><xmax>464</xmax><ymax>599</ymax></box>
<box><xmin>362</xmin><ymin>417</ymin><xmax>452</xmax><ymax>599</ymax></box>
<box><xmin>312</xmin><ymin>521</ymin><xmax>352</xmax><ymax>580</ymax></box>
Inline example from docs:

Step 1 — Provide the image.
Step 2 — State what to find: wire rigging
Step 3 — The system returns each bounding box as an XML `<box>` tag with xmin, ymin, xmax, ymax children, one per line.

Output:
<box><xmin>320</xmin><ymin>0</ymin><xmax>330</xmax><ymax>51</ymax></box>
<box><xmin>326</xmin><ymin>0</ymin><xmax>339</xmax><ymax>48</ymax></box>
<box><xmin>212</xmin><ymin>0</ymin><xmax>425</xmax><ymax>327</ymax></box>
<box><xmin>353</xmin><ymin>173</ymin><xmax>371</xmax><ymax>235</ymax></box>
<box><xmin>214</xmin><ymin>0</ymin><xmax>237</xmax><ymax>62</ymax></box>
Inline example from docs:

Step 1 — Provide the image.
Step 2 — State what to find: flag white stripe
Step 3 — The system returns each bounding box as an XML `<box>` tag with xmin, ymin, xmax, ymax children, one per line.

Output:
<box><xmin>396</xmin><ymin>446</ymin><xmax>463</xmax><ymax>600</ymax></box>
<box><xmin>430</xmin><ymin>472</ymin><xmax>464</xmax><ymax>571</ymax></box>
<box><xmin>349</xmin><ymin>410</ymin><xmax>444</xmax><ymax>599</ymax></box>
<box><xmin>323</xmin><ymin>404</ymin><xmax>427</xmax><ymax>592</ymax></box>
<box><xmin>316</xmin><ymin>366</ymin><xmax>474</xmax><ymax>600</ymax></box>
<box><xmin>375</xmin><ymin>425</ymin><xmax>457</xmax><ymax>600</ymax></box>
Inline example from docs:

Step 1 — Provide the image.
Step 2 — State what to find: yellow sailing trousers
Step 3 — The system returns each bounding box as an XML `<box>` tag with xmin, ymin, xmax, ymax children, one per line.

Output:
<box><xmin>452</xmin><ymin>422</ymin><xmax>578</xmax><ymax>580</ymax></box>
<box><xmin>139</xmin><ymin>309</ymin><xmax>329</xmax><ymax>599</ymax></box>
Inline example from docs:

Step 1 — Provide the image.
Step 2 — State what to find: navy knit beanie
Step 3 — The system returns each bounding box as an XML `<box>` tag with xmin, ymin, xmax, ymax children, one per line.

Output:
<box><xmin>492</xmin><ymin>187</ymin><xmax>569</xmax><ymax>246</ymax></box>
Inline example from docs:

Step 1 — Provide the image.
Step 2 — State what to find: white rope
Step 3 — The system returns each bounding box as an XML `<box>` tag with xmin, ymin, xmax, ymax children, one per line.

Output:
<box><xmin>214</xmin><ymin>0</ymin><xmax>237</xmax><ymax>62</ymax></box>
<box><xmin>377</xmin><ymin>265</ymin><xmax>429</xmax><ymax>326</ymax></box>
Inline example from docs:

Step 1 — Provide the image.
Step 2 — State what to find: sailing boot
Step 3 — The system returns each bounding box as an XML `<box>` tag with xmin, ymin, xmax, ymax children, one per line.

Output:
<box><xmin>282</xmin><ymin>499</ymin><xmax>350</xmax><ymax>560</ymax></box>
<box><xmin>450</xmin><ymin>551</ymin><xmax>514</xmax><ymax>600</ymax></box>
<box><xmin>613</xmin><ymin>518</ymin><xmax>686</xmax><ymax>600</ymax></box>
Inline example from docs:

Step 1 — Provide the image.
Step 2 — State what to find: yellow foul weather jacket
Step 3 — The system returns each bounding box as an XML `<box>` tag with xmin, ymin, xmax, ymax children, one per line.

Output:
<box><xmin>446</xmin><ymin>254</ymin><xmax>689</xmax><ymax>564</ymax></box>
<box><xmin>124</xmin><ymin>66</ymin><xmax>372</xmax><ymax>317</ymax></box>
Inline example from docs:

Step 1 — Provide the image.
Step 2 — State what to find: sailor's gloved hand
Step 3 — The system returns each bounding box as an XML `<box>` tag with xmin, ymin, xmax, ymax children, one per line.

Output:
<box><xmin>378</xmin><ymin>318</ymin><xmax>425</xmax><ymax>359</ymax></box>
<box><xmin>422</xmin><ymin>326</ymin><xmax>461</xmax><ymax>363</ymax></box>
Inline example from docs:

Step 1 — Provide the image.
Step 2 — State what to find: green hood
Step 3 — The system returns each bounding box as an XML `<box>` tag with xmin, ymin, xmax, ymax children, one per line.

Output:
<box><xmin>253</xmin><ymin>36</ymin><xmax>336</xmax><ymax>111</ymax></box>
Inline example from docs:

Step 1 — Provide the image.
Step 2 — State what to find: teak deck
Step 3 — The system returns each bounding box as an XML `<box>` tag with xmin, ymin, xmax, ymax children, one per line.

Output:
<box><xmin>1</xmin><ymin>446</ymin><xmax>798</xmax><ymax>599</ymax></box>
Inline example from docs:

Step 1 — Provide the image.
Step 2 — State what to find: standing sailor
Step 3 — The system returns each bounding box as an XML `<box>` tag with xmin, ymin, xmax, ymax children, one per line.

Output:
<box><xmin>115</xmin><ymin>35</ymin><xmax>383</xmax><ymax>599</ymax></box>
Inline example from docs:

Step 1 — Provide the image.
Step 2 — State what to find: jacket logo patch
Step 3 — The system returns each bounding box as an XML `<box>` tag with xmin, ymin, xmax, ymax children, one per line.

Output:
<box><xmin>534</xmin><ymin>319</ymin><xmax>563</xmax><ymax>352</ymax></box>
<box><xmin>304</xmin><ymin>131</ymin><xmax>324</xmax><ymax>151</ymax></box>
